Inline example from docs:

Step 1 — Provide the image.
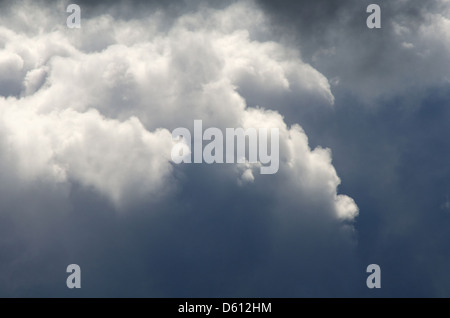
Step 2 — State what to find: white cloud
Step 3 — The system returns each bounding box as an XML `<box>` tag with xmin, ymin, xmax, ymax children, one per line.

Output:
<box><xmin>241</xmin><ymin>107</ymin><xmax>357</xmax><ymax>220</ymax></box>
<box><xmin>0</xmin><ymin>100</ymin><xmax>175</xmax><ymax>207</ymax></box>
<box><xmin>0</xmin><ymin>0</ymin><xmax>357</xmax><ymax>221</ymax></box>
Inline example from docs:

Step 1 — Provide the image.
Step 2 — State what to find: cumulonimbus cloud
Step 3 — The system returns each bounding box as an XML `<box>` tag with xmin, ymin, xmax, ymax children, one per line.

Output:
<box><xmin>0</xmin><ymin>0</ymin><xmax>357</xmax><ymax>220</ymax></box>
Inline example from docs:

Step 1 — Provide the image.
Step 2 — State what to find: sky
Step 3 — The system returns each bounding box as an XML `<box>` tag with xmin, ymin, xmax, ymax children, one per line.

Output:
<box><xmin>0</xmin><ymin>0</ymin><xmax>449</xmax><ymax>297</ymax></box>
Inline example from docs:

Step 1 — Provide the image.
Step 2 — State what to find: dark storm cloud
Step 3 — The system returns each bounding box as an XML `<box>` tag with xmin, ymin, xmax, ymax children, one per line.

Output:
<box><xmin>0</xmin><ymin>165</ymin><xmax>360</xmax><ymax>297</ymax></box>
<box><xmin>258</xmin><ymin>0</ymin><xmax>450</xmax><ymax>101</ymax></box>
<box><xmin>256</xmin><ymin>0</ymin><xmax>450</xmax><ymax>296</ymax></box>
<box><xmin>257</xmin><ymin>0</ymin><xmax>434</xmax><ymax>56</ymax></box>
<box><xmin>311</xmin><ymin>86</ymin><xmax>450</xmax><ymax>297</ymax></box>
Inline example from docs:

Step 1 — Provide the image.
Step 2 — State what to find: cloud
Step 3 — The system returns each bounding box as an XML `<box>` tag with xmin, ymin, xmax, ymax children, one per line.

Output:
<box><xmin>0</xmin><ymin>0</ymin><xmax>351</xmax><ymax>211</ymax></box>
<box><xmin>0</xmin><ymin>103</ymin><xmax>175</xmax><ymax>207</ymax></box>
<box><xmin>258</xmin><ymin>0</ymin><xmax>450</xmax><ymax>103</ymax></box>
<box><xmin>251</xmin><ymin>0</ymin><xmax>450</xmax><ymax>297</ymax></box>
<box><xmin>0</xmin><ymin>0</ymin><xmax>359</xmax><ymax>296</ymax></box>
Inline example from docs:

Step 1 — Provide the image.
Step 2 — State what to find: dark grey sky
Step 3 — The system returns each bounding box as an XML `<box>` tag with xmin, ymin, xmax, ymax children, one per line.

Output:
<box><xmin>0</xmin><ymin>0</ymin><xmax>449</xmax><ymax>297</ymax></box>
<box><xmin>258</xmin><ymin>0</ymin><xmax>450</xmax><ymax>297</ymax></box>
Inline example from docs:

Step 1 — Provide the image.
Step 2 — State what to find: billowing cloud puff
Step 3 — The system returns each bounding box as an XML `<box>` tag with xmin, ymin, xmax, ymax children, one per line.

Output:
<box><xmin>0</xmin><ymin>0</ymin><xmax>360</xmax><ymax>296</ymax></box>
<box><xmin>0</xmin><ymin>103</ymin><xmax>174</xmax><ymax>207</ymax></box>
<box><xmin>0</xmin><ymin>0</ymin><xmax>355</xmax><ymax>219</ymax></box>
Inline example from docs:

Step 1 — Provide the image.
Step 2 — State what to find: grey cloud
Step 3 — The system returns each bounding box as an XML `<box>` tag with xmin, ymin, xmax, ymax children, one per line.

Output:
<box><xmin>254</xmin><ymin>0</ymin><xmax>450</xmax><ymax>297</ymax></box>
<box><xmin>258</xmin><ymin>0</ymin><xmax>450</xmax><ymax>102</ymax></box>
